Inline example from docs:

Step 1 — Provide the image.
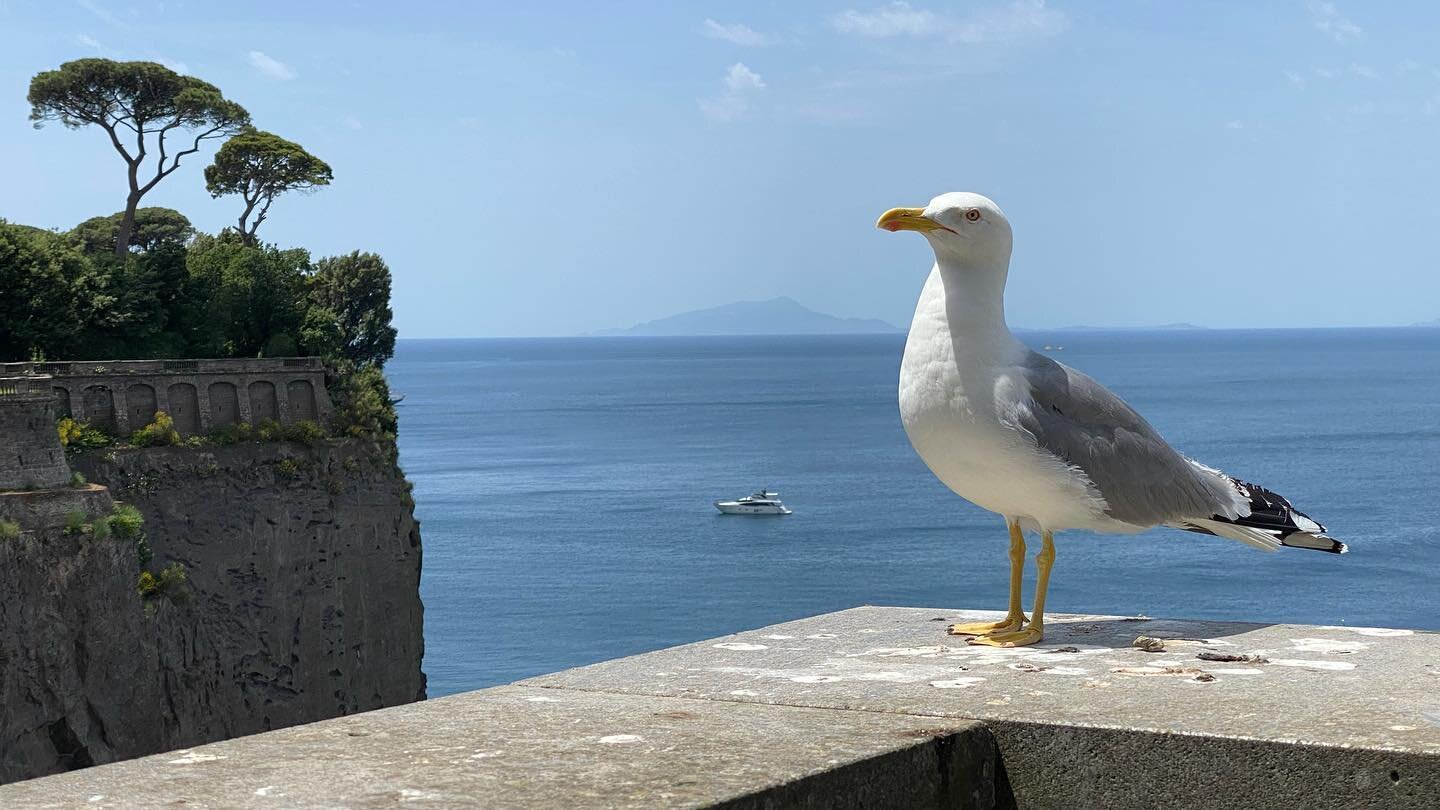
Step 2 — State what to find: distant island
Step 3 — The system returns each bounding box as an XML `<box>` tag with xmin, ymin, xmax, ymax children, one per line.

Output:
<box><xmin>594</xmin><ymin>297</ymin><xmax>900</xmax><ymax>336</ymax></box>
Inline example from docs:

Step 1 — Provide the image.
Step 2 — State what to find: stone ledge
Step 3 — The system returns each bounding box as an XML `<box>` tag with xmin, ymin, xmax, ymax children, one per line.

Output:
<box><xmin>0</xmin><ymin>686</ymin><xmax>1005</xmax><ymax>809</ymax></box>
<box><xmin>3</xmin><ymin>607</ymin><xmax>1437</xmax><ymax>808</ymax></box>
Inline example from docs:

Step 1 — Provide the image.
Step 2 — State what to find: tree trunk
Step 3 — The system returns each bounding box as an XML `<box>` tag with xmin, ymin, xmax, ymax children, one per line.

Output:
<box><xmin>114</xmin><ymin>191</ymin><xmax>142</xmax><ymax>260</ymax></box>
<box><xmin>238</xmin><ymin>196</ymin><xmax>259</xmax><ymax>247</ymax></box>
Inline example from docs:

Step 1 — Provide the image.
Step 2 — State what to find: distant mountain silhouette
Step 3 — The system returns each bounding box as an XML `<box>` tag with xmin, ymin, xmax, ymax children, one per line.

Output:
<box><xmin>1414</xmin><ymin>318</ymin><xmax>1440</xmax><ymax>327</ymax></box>
<box><xmin>594</xmin><ymin>297</ymin><xmax>900</xmax><ymax>336</ymax></box>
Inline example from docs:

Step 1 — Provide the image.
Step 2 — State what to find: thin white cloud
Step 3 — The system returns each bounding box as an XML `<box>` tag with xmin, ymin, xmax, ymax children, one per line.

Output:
<box><xmin>699</xmin><ymin>63</ymin><xmax>766</xmax><ymax>122</ymax></box>
<box><xmin>830</xmin><ymin>0</ymin><xmax>1066</xmax><ymax>44</ymax></box>
<box><xmin>951</xmin><ymin>0</ymin><xmax>1067</xmax><ymax>44</ymax></box>
<box><xmin>832</xmin><ymin>2</ymin><xmax>938</xmax><ymax>37</ymax></box>
<box><xmin>1311</xmin><ymin>64</ymin><xmax>1378</xmax><ymax>80</ymax></box>
<box><xmin>1284</xmin><ymin>69</ymin><xmax>1306</xmax><ymax>88</ymax></box>
<box><xmin>701</xmin><ymin>19</ymin><xmax>772</xmax><ymax>46</ymax></box>
<box><xmin>248</xmin><ymin>50</ymin><xmax>296</xmax><ymax>81</ymax></box>
<box><xmin>77</xmin><ymin>0</ymin><xmax>124</xmax><ymax>28</ymax></box>
<box><xmin>1310</xmin><ymin>2</ymin><xmax>1363</xmax><ymax>43</ymax></box>
<box><xmin>75</xmin><ymin>33</ymin><xmax>101</xmax><ymax>49</ymax></box>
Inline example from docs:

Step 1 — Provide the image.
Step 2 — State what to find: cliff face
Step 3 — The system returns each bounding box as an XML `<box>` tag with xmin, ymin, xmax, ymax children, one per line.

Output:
<box><xmin>0</xmin><ymin>486</ymin><xmax>165</xmax><ymax>782</ymax></box>
<box><xmin>0</xmin><ymin>439</ymin><xmax>424</xmax><ymax>784</ymax></box>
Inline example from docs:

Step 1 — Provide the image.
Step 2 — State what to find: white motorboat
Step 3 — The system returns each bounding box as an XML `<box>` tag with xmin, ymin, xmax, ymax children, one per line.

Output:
<box><xmin>714</xmin><ymin>489</ymin><xmax>792</xmax><ymax>515</ymax></box>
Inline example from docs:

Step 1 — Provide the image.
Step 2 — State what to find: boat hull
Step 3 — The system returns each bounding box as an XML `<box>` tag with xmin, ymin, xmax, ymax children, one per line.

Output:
<box><xmin>714</xmin><ymin>501</ymin><xmax>791</xmax><ymax>515</ymax></box>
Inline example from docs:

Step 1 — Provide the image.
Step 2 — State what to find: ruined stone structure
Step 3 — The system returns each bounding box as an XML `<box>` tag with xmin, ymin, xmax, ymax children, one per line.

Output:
<box><xmin>0</xmin><ymin>375</ymin><xmax>72</xmax><ymax>490</ymax></box>
<box><xmin>0</xmin><ymin>358</ymin><xmax>332</xmax><ymax>438</ymax></box>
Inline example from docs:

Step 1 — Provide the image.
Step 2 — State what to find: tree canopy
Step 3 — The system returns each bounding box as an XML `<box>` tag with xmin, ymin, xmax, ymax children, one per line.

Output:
<box><xmin>205</xmin><ymin>128</ymin><xmax>332</xmax><ymax>245</ymax></box>
<box><xmin>307</xmin><ymin>252</ymin><xmax>398</xmax><ymax>369</ymax></box>
<box><xmin>28</xmin><ymin>59</ymin><xmax>249</xmax><ymax>258</ymax></box>
<box><xmin>70</xmin><ymin>207</ymin><xmax>196</xmax><ymax>255</ymax></box>
<box><xmin>0</xmin><ymin>221</ymin><xmax>86</xmax><ymax>360</ymax></box>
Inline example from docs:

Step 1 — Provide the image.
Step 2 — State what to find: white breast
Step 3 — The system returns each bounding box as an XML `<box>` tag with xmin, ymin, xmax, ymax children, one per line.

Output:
<box><xmin>898</xmin><ymin>268</ymin><xmax>1114</xmax><ymax>532</ymax></box>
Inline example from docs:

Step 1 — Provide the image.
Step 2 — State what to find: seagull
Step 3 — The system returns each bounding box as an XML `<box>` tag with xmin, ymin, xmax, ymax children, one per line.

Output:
<box><xmin>879</xmin><ymin>192</ymin><xmax>1345</xmax><ymax>648</ymax></box>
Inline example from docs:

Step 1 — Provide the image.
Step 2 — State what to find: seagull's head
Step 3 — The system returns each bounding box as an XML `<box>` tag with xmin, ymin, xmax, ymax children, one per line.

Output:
<box><xmin>876</xmin><ymin>192</ymin><xmax>1012</xmax><ymax>263</ymax></box>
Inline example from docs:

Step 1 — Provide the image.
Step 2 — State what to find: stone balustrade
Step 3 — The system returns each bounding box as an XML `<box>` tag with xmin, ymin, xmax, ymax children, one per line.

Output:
<box><xmin>0</xmin><ymin>358</ymin><xmax>332</xmax><ymax>437</ymax></box>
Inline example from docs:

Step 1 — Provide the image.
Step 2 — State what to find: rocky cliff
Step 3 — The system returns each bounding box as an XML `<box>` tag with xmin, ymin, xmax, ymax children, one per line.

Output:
<box><xmin>0</xmin><ymin>439</ymin><xmax>424</xmax><ymax>784</ymax></box>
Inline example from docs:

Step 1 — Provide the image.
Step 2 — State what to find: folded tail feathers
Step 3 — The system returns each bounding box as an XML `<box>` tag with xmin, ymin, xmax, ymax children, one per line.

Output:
<box><xmin>1175</xmin><ymin>477</ymin><xmax>1347</xmax><ymax>554</ymax></box>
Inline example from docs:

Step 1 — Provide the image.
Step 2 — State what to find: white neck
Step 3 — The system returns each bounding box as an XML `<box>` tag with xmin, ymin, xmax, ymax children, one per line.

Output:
<box><xmin>933</xmin><ymin>252</ymin><xmax>1018</xmax><ymax>356</ymax></box>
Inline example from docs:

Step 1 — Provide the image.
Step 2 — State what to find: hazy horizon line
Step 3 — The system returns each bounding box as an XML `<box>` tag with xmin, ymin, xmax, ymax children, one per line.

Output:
<box><xmin>396</xmin><ymin>323</ymin><xmax>1440</xmax><ymax>340</ymax></box>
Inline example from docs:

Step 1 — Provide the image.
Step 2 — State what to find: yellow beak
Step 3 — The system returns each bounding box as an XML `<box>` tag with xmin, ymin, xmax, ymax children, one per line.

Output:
<box><xmin>876</xmin><ymin>207</ymin><xmax>950</xmax><ymax>233</ymax></box>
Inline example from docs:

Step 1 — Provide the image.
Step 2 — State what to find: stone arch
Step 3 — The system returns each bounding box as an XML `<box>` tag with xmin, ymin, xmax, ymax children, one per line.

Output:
<box><xmin>249</xmin><ymin>380</ymin><xmax>279</xmax><ymax>423</ymax></box>
<box><xmin>127</xmin><ymin>383</ymin><xmax>158</xmax><ymax>428</ymax></box>
<box><xmin>287</xmin><ymin>379</ymin><xmax>317</xmax><ymax>422</ymax></box>
<box><xmin>53</xmin><ymin>386</ymin><xmax>72</xmax><ymax>419</ymax></box>
<box><xmin>209</xmin><ymin>382</ymin><xmax>240</xmax><ymax>426</ymax></box>
<box><xmin>168</xmin><ymin>383</ymin><xmax>200</xmax><ymax>436</ymax></box>
<box><xmin>82</xmin><ymin>385</ymin><xmax>115</xmax><ymax>431</ymax></box>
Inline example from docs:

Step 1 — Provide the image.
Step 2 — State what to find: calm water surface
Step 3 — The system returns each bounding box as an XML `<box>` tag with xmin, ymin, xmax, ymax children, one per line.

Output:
<box><xmin>387</xmin><ymin>330</ymin><xmax>1440</xmax><ymax>697</ymax></box>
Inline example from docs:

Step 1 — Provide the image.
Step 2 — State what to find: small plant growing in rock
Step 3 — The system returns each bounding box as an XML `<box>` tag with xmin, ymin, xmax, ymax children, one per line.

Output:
<box><xmin>57</xmin><ymin>418</ymin><xmax>113</xmax><ymax>453</ymax></box>
<box><xmin>90</xmin><ymin>517</ymin><xmax>111</xmax><ymax>540</ymax></box>
<box><xmin>63</xmin><ymin>510</ymin><xmax>88</xmax><ymax>536</ymax></box>
<box><xmin>0</xmin><ymin>520</ymin><xmax>20</xmax><ymax>541</ymax></box>
<box><xmin>284</xmin><ymin>420</ymin><xmax>327</xmax><ymax>445</ymax></box>
<box><xmin>276</xmin><ymin>458</ymin><xmax>303</xmax><ymax>479</ymax></box>
<box><xmin>107</xmin><ymin>504</ymin><xmax>144</xmax><ymax>540</ymax></box>
<box><xmin>137</xmin><ymin>562</ymin><xmax>188</xmax><ymax>602</ymax></box>
<box><xmin>130</xmin><ymin>411</ymin><xmax>181</xmax><ymax>447</ymax></box>
<box><xmin>69</xmin><ymin>471</ymin><xmax>87</xmax><ymax>488</ymax></box>
<box><xmin>256</xmin><ymin>418</ymin><xmax>285</xmax><ymax>442</ymax></box>
<box><xmin>209</xmin><ymin>421</ymin><xmax>254</xmax><ymax>445</ymax></box>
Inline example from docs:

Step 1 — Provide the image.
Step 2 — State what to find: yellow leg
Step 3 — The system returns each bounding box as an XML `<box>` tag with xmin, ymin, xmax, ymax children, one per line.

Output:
<box><xmin>947</xmin><ymin>520</ymin><xmax>1029</xmax><ymax>636</ymax></box>
<box><xmin>969</xmin><ymin>529</ymin><xmax>1055</xmax><ymax>647</ymax></box>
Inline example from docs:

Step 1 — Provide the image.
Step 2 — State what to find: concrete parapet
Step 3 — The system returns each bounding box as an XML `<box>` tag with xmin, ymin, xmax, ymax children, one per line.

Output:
<box><xmin>0</xmin><ymin>357</ymin><xmax>331</xmax><ymax>437</ymax></box>
<box><xmin>3</xmin><ymin>607</ymin><xmax>1436</xmax><ymax>808</ymax></box>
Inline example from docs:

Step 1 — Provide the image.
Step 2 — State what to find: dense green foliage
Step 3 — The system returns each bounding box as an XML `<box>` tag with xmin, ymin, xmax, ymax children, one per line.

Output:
<box><xmin>0</xmin><ymin>220</ymin><xmax>397</xmax><ymax>370</ymax></box>
<box><xmin>0</xmin><ymin>219</ymin><xmax>87</xmax><ymax>359</ymax></box>
<box><xmin>28</xmin><ymin>59</ymin><xmax>250</xmax><ymax>258</ymax></box>
<box><xmin>205</xmin><ymin>128</ymin><xmax>332</xmax><ymax>244</ymax></box>
<box><xmin>71</xmin><ymin>207</ymin><xmax>196</xmax><ymax>255</ymax></box>
<box><xmin>308</xmin><ymin>252</ymin><xmax>398</xmax><ymax>369</ymax></box>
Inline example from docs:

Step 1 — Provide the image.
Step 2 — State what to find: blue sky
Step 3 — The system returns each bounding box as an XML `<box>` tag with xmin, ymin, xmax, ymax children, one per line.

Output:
<box><xmin>2</xmin><ymin>1</ymin><xmax>1437</xmax><ymax>336</ymax></box>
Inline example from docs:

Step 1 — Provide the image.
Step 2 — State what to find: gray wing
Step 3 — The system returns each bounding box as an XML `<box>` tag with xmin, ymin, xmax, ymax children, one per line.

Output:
<box><xmin>1012</xmin><ymin>350</ymin><xmax>1241</xmax><ymax>527</ymax></box>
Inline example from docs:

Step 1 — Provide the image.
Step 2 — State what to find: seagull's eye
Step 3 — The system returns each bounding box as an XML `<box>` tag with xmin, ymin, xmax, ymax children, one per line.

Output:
<box><xmin>965</xmin><ymin>209</ymin><xmax>982</xmax><ymax>222</ymax></box>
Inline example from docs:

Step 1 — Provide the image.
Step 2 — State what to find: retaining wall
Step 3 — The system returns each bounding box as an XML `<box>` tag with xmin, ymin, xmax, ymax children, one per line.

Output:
<box><xmin>0</xmin><ymin>358</ymin><xmax>332</xmax><ymax>437</ymax></box>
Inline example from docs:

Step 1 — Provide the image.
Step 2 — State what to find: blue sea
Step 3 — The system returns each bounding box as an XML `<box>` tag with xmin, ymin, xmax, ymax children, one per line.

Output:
<box><xmin>387</xmin><ymin>330</ymin><xmax>1440</xmax><ymax>698</ymax></box>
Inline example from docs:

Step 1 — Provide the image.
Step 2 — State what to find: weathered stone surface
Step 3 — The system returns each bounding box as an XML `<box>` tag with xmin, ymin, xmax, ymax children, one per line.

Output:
<box><xmin>7</xmin><ymin>608</ymin><xmax>1436</xmax><ymax>808</ymax></box>
<box><xmin>0</xmin><ymin>487</ymin><xmax>164</xmax><ymax>783</ymax></box>
<box><xmin>0</xmin><ymin>687</ymin><xmax>1008</xmax><ymax>809</ymax></box>
<box><xmin>73</xmin><ymin>440</ymin><xmax>427</xmax><ymax>737</ymax></box>
<box><xmin>0</xmin><ymin>378</ymin><xmax>70</xmax><ymax>490</ymax></box>
<box><xmin>0</xmin><ymin>439</ymin><xmax>424</xmax><ymax>785</ymax></box>
<box><xmin>525</xmin><ymin>606</ymin><xmax>1440</xmax><ymax>808</ymax></box>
